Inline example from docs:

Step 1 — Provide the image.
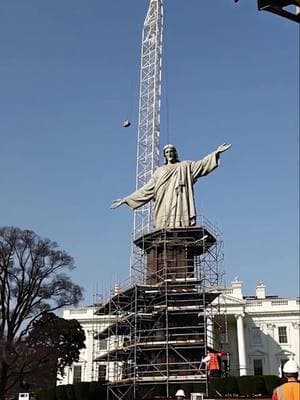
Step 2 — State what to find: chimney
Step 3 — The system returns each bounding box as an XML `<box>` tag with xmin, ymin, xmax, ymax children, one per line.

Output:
<box><xmin>256</xmin><ymin>282</ymin><xmax>266</xmax><ymax>299</ymax></box>
<box><xmin>231</xmin><ymin>277</ymin><xmax>243</xmax><ymax>299</ymax></box>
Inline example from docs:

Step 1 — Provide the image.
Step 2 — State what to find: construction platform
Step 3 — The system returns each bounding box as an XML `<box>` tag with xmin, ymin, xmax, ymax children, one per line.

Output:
<box><xmin>95</xmin><ymin>224</ymin><xmax>224</xmax><ymax>399</ymax></box>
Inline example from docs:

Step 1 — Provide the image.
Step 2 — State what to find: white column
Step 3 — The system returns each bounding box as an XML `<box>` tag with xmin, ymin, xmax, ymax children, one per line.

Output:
<box><xmin>235</xmin><ymin>313</ymin><xmax>247</xmax><ymax>376</ymax></box>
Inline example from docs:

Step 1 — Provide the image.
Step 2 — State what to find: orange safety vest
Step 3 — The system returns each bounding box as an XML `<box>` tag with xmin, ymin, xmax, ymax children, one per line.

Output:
<box><xmin>272</xmin><ymin>382</ymin><xmax>300</xmax><ymax>400</ymax></box>
<box><xmin>209</xmin><ymin>353</ymin><xmax>220</xmax><ymax>370</ymax></box>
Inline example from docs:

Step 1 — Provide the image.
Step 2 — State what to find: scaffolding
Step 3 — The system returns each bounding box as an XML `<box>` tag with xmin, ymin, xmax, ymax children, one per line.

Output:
<box><xmin>95</xmin><ymin>217</ymin><xmax>225</xmax><ymax>399</ymax></box>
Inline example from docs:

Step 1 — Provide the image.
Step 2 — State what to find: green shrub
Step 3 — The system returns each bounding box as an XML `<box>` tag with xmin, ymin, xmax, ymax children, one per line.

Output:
<box><xmin>54</xmin><ymin>384</ymin><xmax>74</xmax><ymax>400</ymax></box>
<box><xmin>37</xmin><ymin>375</ymin><xmax>277</xmax><ymax>400</ymax></box>
<box><xmin>64</xmin><ymin>384</ymin><xmax>75</xmax><ymax>400</ymax></box>
<box><xmin>208</xmin><ymin>377</ymin><xmax>239</xmax><ymax>397</ymax></box>
<box><xmin>237</xmin><ymin>375</ymin><xmax>266</xmax><ymax>396</ymax></box>
<box><xmin>38</xmin><ymin>382</ymin><xmax>108</xmax><ymax>400</ymax></box>
<box><xmin>208</xmin><ymin>375</ymin><xmax>280</xmax><ymax>397</ymax></box>
<box><xmin>56</xmin><ymin>385</ymin><xmax>67</xmax><ymax>400</ymax></box>
<box><xmin>89</xmin><ymin>381</ymin><xmax>106</xmax><ymax>400</ymax></box>
<box><xmin>37</xmin><ymin>387</ymin><xmax>57</xmax><ymax>400</ymax></box>
<box><xmin>263</xmin><ymin>375</ymin><xmax>281</xmax><ymax>395</ymax></box>
<box><xmin>88</xmin><ymin>382</ymin><xmax>99</xmax><ymax>400</ymax></box>
<box><xmin>237</xmin><ymin>376</ymin><xmax>255</xmax><ymax>396</ymax></box>
<box><xmin>209</xmin><ymin>378</ymin><xmax>226</xmax><ymax>396</ymax></box>
<box><xmin>253</xmin><ymin>376</ymin><xmax>266</xmax><ymax>395</ymax></box>
<box><xmin>73</xmin><ymin>382</ymin><xmax>90</xmax><ymax>400</ymax></box>
<box><xmin>224</xmin><ymin>376</ymin><xmax>239</xmax><ymax>396</ymax></box>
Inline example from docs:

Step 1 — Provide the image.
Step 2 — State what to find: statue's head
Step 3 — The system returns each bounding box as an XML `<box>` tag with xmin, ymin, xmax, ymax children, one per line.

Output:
<box><xmin>163</xmin><ymin>144</ymin><xmax>179</xmax><ymax>164</ymax></box>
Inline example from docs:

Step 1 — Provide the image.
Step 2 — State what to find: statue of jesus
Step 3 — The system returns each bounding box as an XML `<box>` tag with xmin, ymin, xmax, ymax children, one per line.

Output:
<box><xmin>111</xmin><ymin>143</ymin><xmax>231</xmax><ymax>229</ymax></box>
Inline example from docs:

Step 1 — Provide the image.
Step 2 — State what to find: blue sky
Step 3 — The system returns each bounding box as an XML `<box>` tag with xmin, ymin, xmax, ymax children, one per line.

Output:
<box><xmin>0</xmin><ymin>0</ymin><xmax>298</xmax><ymax>304</ymax></box>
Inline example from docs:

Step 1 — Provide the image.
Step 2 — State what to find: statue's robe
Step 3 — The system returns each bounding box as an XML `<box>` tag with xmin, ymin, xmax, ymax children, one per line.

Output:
<box><xmin>124</xmin><ymin>151</ymin><xmax>219</xmax><ymax>229</ymax></box>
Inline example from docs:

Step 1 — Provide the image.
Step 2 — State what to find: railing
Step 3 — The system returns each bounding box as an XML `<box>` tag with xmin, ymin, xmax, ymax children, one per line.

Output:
<box><xmin>246</xmin><ymin>301</ymin><xmax>262</xmax><ymax>307</ymax></box>
<box><xmin>271</xmin><ymin>299</ymin><xmax>289</xmax><ymax>306</ymax></box>
<box><xmin>218</xmin><ymin>298</ymin><xmax>299</xmax><ymax>315</ymax></box>
<box><xmin>222</xmin><ymin>288</ymin><xmax>233</xmax><ymax>294</ymax></box>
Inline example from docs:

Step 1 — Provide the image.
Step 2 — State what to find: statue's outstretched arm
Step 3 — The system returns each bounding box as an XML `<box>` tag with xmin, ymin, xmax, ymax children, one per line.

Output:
<box><xmin>111</xmin><ymin>175</ymin><xmax>156</xmax><ymax>211</ymax></box>
<box><xmin>111</xmin><ymin>198</ymin><xmax>125</xmax><ymax>209</ymax></box>
<box><xmin>191</xmin><ymin>143</ymin><xmax>231</xmax><ymax>180</ymax></box>
<box><xmin>216</xmin><ymin>143</ymin><xmax>232</xmax><ymax>154</ymax></box>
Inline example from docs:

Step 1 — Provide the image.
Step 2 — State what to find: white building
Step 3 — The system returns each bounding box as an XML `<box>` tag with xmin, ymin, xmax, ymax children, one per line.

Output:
<box><xmin>58</xmin><ymin>306</ymin><xmax>114</xmax><ymax>385</ymax></box>
<box><xmin>213</xmin><ymin>279</ymin><xmax>300</xmax><ymax>377</ymax></box>
<box><xmin>59</xmin><ymin>280</ymin><xmax>299</xmax><ymax>384</ymax></box>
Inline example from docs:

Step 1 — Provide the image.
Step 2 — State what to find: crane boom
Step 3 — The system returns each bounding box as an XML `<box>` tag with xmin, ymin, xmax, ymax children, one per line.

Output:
<box><xmin>133</xmin><ymin>0</ymin><xmax>163</xmax><ymax>241</ymax></box>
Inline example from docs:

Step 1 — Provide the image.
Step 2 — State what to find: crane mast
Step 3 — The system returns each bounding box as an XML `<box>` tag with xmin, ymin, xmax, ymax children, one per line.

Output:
<box><xmin>133</xmin><ymin>0</ymin><xmax>163</xmax><ymax>241</ymax></box>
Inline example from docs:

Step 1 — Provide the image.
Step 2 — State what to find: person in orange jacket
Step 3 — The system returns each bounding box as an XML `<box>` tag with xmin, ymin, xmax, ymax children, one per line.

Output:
<box><xmin>201</xmin><ymin>351</ymin><xmax>223</xmax><ymax>377</ymax></box>
<box><xmin>272</xmin><ymin>359</ymin><xmax>299</xmax><ymax>400</ymax></box>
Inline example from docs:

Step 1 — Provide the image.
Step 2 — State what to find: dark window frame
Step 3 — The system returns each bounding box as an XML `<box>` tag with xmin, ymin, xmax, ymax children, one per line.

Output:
<box><xmin>278</xmin><ymin>326</ymin><xmax>288</xmax><ymax>343</ymax></box>
<box><xmin>253</xmin><ymin>359</ymin><xmax>263</xmax><ymax>376</ymax></box>
<box><xmin>73</xmin><ymin>365</ymin><xmax>82</xmax><ymax>383</ymax></box>
<box><xmin>98</xmin><ymin>364</ymin><xmax>106</xmax><ymax>381</ymax></box>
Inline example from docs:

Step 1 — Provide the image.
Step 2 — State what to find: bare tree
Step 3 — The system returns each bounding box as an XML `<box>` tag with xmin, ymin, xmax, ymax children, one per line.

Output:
<box><xmin>0</xmin><ymin>227</ymin><xmax>83</xmax><ymax>400</ymax></box>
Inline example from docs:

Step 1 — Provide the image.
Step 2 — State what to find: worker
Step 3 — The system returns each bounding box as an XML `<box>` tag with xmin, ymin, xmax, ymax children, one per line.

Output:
<box><xmin>175</xmin><ymin>389</ymin><xmax>186</xmax><ymax>400</ymax></box>
<box><xmin>201</xmin><ymin>351</ymin><xmax>223</xmax><ymax>377</ymax></box>
<box><xmin>272</xmin><ymin>359</ymin><xmax>299</xmax><ymax>400</ymax></box>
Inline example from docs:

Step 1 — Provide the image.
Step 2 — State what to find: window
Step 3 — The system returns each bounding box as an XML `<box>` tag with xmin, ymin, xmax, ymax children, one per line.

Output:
<box><xmin>253</xmin><ymin>359</ymin><xmax>263</xmax><ymax>376</ymax></box>
<box><xmin>98</xmin><ymin>365</ymin><xmax>106</xmax><ymax>381</ymax></box>
<box><xmin>250</xmin><ymin>327</ymin><xmax>262</xmax><ymax>345</ymax></box>
<box><xmin>220</xmin><ymin>331</ymin><xmax>228</xmax><ymax>344</ymax></box>
<box><xmin>73</xmin><ymin>365</ymin><xmax>82</xmax><ymax>383</ymax></box>
<box><xmin>98</xmin><ymin>339</ymin><xmax>107</xmax><ymax>350</ymax></box>
<box><xmin>278</xmin><ymin>327</ymin><xmax>288</xmax><ymax>343</ymax></box>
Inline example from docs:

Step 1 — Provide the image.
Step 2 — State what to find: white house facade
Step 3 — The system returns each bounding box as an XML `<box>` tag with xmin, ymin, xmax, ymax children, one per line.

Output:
<box><xmin>213</xmin><ymin>280</ymin><xmax>300</xmax><ymax>377</ymax></box>
<box><xmin>58</xmin><ymin>306</ymin><xmax>114</xmax><ymax>385</ymax></box>
<box><xmin>59</xmin><ymin>280</ymin><xmax>299</xmax><ymax>384</ymax></box>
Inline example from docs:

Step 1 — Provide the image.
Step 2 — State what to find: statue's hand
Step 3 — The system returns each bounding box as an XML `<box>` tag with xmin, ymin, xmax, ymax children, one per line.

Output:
<box><xmin>216</xmin><ymin>143</ymin><xmax>232</xmax><ymax>154</ymax></box>
<box><xmin>111</xmin><ymin>199</ymin><xmax>125</xmax><ymax>209</ymax></box>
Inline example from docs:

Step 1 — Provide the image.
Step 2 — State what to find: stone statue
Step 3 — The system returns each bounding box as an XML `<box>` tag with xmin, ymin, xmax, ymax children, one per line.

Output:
<box><xmin>111</xmin><ymin>143</ymin><xmax>231</xmax><ymax>229</ymax></box>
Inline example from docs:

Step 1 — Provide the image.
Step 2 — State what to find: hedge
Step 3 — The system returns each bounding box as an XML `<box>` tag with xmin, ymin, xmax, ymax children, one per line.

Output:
<box><xmin>263</xmin><ymin>375</ymin><xmax>281</xmax><ymax>395</ymax></box>
<box><xmin>64</xmin><ymin>385</ymin><xmax>74</xmax><ymax>400</ymax></box>
<box><xmin>73</xmin><ymin>382</ymin><xmax>90</xmax><ymax>400</ymax></box>
<box><xmin>252</xmin><ymin>376</ymin><xmax>267</xmax><ymax>396</ymax></box>
<box><xmin>89</xmin><ymin>382</ymin><xmax>106</xmax><ymax>400</ymax></box>
<box><xmin>37</xmin><ymin>387</ymin><xmax>57</xmax><ymax>400</ymax></box>
<box><xmin>224</xmin><ymin>376</ymin><xmax>239</xmax><ymax>396</ymax></box>
<box><xmin>37</xmin><ymin>376</ymin><xmax>280</xmax><ymax>399</ymax></box>
<box><xmin>209</xmin><ymin>375</ymin><xmax>279</xmax><ymax>397</ymax></box>
<box><xmin>209</xmin><ymin>377</ymin><xmax>227</xmax><ymax>396</ymax></box>
<box><xmin>209</xmin><ymin>377</ymin><xmax>239</xmax><ymax>397</ymax></box>
<box><xmin>37</xmin><ymin>381</ymin><xmax>107</xmax><ymax>400</ymax></box>
<box><xmin>56</xmin><ymin>385</ymin><xmax>67</xmax><ymax>400</ymax></box>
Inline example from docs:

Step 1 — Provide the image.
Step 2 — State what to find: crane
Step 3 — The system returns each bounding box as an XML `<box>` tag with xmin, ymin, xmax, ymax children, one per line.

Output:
<box><xmin>133</xmin><ymin>0</ymin><xmax>163</xmax><ymax>241</ymax></box>
<box><xmin>129</xmin><ymin>0</ymin><xmax>163</xmax><ymax>280</ymax></box>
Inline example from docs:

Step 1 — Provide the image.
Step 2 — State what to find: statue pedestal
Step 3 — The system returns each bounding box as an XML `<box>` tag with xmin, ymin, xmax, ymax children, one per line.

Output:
<box><xmin>134</xmin><ymin>226</ymin><xmax>217</xmax><ymax>285</ymax></box>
